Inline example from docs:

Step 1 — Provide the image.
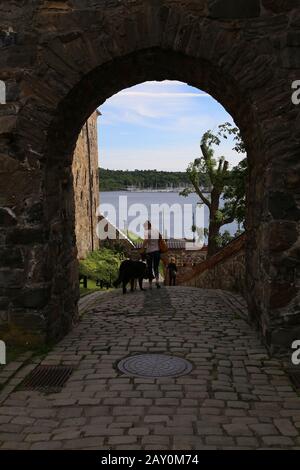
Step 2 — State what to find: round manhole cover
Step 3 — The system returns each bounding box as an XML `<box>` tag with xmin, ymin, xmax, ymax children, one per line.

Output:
<box><xmin>117</xmin><ymin>354</ymin><xmax>193</xmax><ymax>378</ymax></box>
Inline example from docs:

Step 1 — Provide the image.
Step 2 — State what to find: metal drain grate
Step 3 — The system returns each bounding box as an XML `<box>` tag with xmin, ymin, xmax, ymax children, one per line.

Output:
<box><xmin>287</xmin><ymin>369</ymin><xmax>300</xmax><ymax>389</ymax></box>
<box><xmin>21</xmin><ymin>365</ymin><xmax>74</xmax><ymax>393</ymax></box>
<box><xmin>117</xmin><ymin>354</ymin><xmax>193</xmax><ymax>378</ymax></box>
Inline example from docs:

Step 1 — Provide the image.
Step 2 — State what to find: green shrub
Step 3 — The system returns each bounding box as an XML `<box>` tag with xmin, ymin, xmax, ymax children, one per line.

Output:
<box><xmin>79</xmin><ymin>248</ymin><xmax>121</xmax><ymax>283</ymax></box>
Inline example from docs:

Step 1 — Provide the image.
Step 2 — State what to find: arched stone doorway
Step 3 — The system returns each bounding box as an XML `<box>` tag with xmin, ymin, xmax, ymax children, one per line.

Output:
<box><xmin>0</xmin><ymin>1</ymin><xmax>299</xmax><ymax>354</ymax></box>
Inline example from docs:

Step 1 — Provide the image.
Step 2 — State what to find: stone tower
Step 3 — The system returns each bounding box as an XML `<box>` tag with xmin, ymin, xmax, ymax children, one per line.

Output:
<box><xmin>72</xmin><ymin>111</ymin><xmax>100</xmax><ymax>260</ymax></box>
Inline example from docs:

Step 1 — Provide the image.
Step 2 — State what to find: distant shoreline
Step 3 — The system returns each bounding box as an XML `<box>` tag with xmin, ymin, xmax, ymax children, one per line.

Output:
<box><xmin>100</xmin><ymin>188</ymin><xmax>209</xmax><ymax>194</ymax></box>
<box><xmin>98</xmin><ymin>168</ymin><xmax>208</xmax><ymax>193</ymax></box>
<box><xmin>100</xmin><ymin>189</ymin><xmax>188</xmax><ymax>193</ymax></box>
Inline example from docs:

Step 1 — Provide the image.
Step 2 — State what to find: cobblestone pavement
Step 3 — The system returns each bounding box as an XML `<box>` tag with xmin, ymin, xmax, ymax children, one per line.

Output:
<box><xmin>0</xmin><ymin>287</ymin><xmax>299</xmax><ymax>450</ymax></box>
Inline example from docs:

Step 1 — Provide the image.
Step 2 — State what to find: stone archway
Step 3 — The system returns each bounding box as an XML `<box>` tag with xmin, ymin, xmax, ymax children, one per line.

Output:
<box><xmin>0</xmin><ymin>1</ymin><xmax>299</xmax><ymax>354</ymax></box>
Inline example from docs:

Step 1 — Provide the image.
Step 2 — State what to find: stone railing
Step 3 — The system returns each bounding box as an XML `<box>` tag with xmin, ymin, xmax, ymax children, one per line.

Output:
<box><xmin>179</xmin><ymin>234</ymin><xmax>246</xmax><ymax>296</ymax></box>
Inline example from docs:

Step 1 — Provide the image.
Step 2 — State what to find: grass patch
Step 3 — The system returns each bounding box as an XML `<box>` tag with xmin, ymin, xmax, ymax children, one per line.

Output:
<box><xmin>79</xmin><ymin>278</ymin><xmax>113</xmax><ymax>298</ymax></box>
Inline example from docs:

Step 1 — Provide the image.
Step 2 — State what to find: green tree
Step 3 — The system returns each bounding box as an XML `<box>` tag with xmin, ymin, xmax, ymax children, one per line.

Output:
<box><xmin>99</xmin><ymin>168</ymin><xmax>204</xmax><ymax>191</ymax></box>
<box><xmin>215</xmin><ymin>230</ymin><xmax>233</xmax><ymax>249</ymax></box>
<box><xmin>181</xmin><ymin>123</ymin><xmax>247</xmax><ymax>258</ymax></box>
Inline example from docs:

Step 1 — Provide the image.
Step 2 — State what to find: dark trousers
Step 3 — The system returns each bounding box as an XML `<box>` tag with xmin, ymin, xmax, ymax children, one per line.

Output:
<box><xmin>169</xmin><ymin>274</ymin><xmax>176</xmax><ymax>286</ymax></box>
<box><xmin>146</xmin><ymin>251</ymin><xmax>160</xmax><ymax>281</ymax></box>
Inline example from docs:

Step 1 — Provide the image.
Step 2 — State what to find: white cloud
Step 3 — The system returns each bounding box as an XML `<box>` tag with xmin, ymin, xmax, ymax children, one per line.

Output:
<box><xmin>99</xmin><ymin>80</ymin><xmax>212</xmax><ymax>124</ymax></box>
<box><xmin>98</xmin><ymin>80</ymin><xmax>244</xmax><ymax>171</ymax></box>
<box><xmin>99</xmin><ymin>109</ymin><xmax>217</xmax><ymax>133</ymax></box>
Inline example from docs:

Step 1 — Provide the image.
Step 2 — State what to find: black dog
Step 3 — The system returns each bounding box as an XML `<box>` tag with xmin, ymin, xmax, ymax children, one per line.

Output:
<box><xmin>113</xmin><ymin>260</ymin><xmax>147</xmax><ymax>294</ymax></box>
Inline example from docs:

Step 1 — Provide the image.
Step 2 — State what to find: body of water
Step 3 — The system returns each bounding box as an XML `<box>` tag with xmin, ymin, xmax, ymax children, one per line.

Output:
<box><xmin>100</xmin><ymin>191</ymin><xmax>239</xmax><ymax>241</ymax></box>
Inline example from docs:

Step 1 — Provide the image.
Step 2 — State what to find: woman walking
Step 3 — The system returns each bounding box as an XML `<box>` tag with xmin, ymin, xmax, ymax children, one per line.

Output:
<box><xmin>142</xmin><ymin>221</ymin><xmax>162</xmax><ymax>289</ymax></box>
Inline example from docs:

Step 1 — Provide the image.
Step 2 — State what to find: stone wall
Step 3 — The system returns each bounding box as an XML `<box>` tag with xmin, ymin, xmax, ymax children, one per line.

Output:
<box><xmin>132</xmin><ymin>242</ymin><xmax>208</xmax><ymax>283</ymax></box>
<box><xmin>166</xmin><ymin>248</ymin><xmax>207</xmax><ymax>284</ymax></box>
<box><xmin>181</xmin><ymin>235</ymin><xmax>246</xmax><ymax>296</ymax></box>
<box><xmin>0</xmin><ymin>0</ymin><xmax>299</xmax><ymax>352</ymax></box>
<box><xmin>166</xmin><ymin>248</ymin><xmax>207</xmax><ymax>267</ymax></box>
<box><xmin>72</xmin><ymin>111</ymin><xmax>100</xmax><ymax>260</ymax></box>
<box><xmin>0</xmin><ymin>112</ymin><xmax>100</xmax><ymax>336</ymax></box>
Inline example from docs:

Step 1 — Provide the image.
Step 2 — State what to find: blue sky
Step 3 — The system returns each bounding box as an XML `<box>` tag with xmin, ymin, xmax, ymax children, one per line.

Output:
<box><xmin>98</xmin><ymin>81</ymin><xmax>243</xmax><ymax>171</ymax></box>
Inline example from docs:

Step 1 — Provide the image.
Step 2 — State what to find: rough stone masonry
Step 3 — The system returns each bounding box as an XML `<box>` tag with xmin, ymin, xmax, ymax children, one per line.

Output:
<box><xmin>72</xmin><ymin>111</ymin><xmax>100</xmax><ymax>260</ymax></box>
<box><xmin>0</xmin><ymin>0</ymin><xmax>299</xmax><ymax>354</ymax></box>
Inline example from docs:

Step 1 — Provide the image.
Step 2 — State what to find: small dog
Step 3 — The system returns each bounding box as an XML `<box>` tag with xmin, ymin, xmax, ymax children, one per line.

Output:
<box><xmin>113</xmin><ymin>260</ymin><xmax>147</xmax><ymax>294</ymax></box>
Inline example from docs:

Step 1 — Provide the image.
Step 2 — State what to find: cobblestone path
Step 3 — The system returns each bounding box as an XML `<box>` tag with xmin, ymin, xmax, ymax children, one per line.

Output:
<box><xmin>0</xmin><ymin>287</ymin><xmax>299</xmax><ymax>450</ymax></box>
